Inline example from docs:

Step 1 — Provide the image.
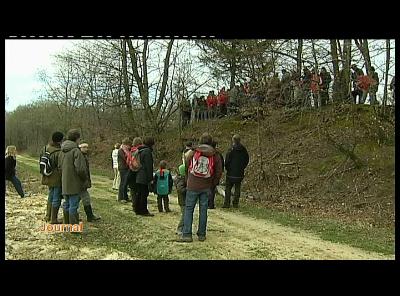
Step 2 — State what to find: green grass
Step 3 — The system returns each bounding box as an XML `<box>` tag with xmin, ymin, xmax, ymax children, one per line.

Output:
<box><xmin>215</xmin><ymin>198</ymin><xmax>395</xmax><ymax>256</ymax></box>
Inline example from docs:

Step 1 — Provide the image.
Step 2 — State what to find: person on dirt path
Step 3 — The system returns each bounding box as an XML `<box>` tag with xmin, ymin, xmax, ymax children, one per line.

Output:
<box><xmin>58</xmin><ymin>129</ymin><xmax>88</xmax><ymax>228</ymax></box>
<box><xmin>129</xmin><ymin>137</ymin><xmax>144</xmax><ymax>212</ymax></box>
<box><xmin>175</xmin><ymin>163</ymin><xmax>187</xmax><ymax>235</ymax></box>
<box><xmin>182</xmin><ymin>141</ymin><xmax>194</xmax><ymax>166</ymax></box>
<box><xmin>5</xmin><ymin>145</ymin><xmax>25</xmax><ymax>198</ymax></box>
<box><xmin>112</xmin><ymin>143</ymin><xmax>121</xmax><ymax>191</ymax></box>
<box><xmin>223</xmin><ymin>134</ymin><xmax>249</xmax><ymax>209</ymax></box>
<box><xmin>176</xmin><ymin>133</ymin><xmax>223</xmax><ymax>242</ymax></box>
<box><xmin>208</xmin><ymin>140</ymin><xmax>224</xmax><ymax>209</ymax></box>
<box><xmin>153</xmin><ymin>160</ymin><xmax>173</xmax><ymax>213</ymax></box>
<box><xmin>134</xmin><ymin>136</ymin><xmax>156</xmax><ymax>216</ymax></box>
<box><xmin>78</xmin><ymin>143</ymin><xmax>101</xmax><ymax>222</ymax></box>
<box><xmin>117</xmin><ymin>138</ymin><xmax>132</xmax><ymax>203</ymax></box>
<box><xmin>40</xmin><ymin>131</ymin><xmax>64</xmax><ymax>224</ymax></box>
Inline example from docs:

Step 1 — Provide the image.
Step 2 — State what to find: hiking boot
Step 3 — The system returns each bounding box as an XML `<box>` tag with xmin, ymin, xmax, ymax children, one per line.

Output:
<box><xmin>63</xmin><ymin>210</ymin><xmax>69</xmax><ymax>224</ymax></box>
<box><xmin>198</xmin><ymin>236</ymin><xmax>206</xmax><ymax>242</ymax></box>
<box><xmin>45</xmin><ymin>201</ymin><xmax>52</xmax><ymax>222</ymax></box>
<box><xmin>142</xmin><ymin>212</ymin><xmax>154</xmax><ymax>217</ymax></box>
<box><xmin>222</xmin><ymin>204</ymin><xmax>230</xmax><ymax>208</ymax></box>
<box><xmin>84</xmin><ymin>205</ymin><xmax>101</xmax><ymax>222</ymax></box>
<box><xmin>50</xmin><ymin>206</ymin><xmax>62</xmax><ymax>224</ymax></box>
<box><xmin>176</xmin><ymin>236</ymin><xmax>193</xmax><ymax>243</ymax></box>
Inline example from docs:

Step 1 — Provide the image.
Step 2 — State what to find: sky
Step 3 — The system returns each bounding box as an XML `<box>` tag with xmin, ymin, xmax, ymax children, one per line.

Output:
<box><xmin>5</xmin><ymin>39</ymin><xmax>77</xmax><ymax>112</ymax></box>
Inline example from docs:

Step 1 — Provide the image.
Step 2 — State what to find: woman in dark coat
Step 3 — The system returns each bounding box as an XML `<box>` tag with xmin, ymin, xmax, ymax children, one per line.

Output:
<box><xmin>5</xmin><ymin>145</ymin><xmax>25</xmax><ymax>198</ymax></box>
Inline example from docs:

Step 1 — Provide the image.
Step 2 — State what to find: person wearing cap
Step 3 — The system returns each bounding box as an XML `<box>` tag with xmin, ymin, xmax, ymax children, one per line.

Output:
<box><xmin>79</xmin><ymin>143</ymin><xmax>101</xmax><ymax>222</ymax></box>
<box><xmin>40</xmin><ymin>131</ymin><xmax>64</xmax><ymax>224</ymax></box>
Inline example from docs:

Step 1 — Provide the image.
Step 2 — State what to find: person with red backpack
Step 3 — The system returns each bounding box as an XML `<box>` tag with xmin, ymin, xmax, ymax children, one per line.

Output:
<box><xmin>117</xmin><ymin>137</ymin><xmax>132</xmax><ymax>203</ymax></box>
<box><xmin>176</xmin><ymin>133</ymin><xmax>223</xmax><ymax>242</ymax></box>
<box><xmin>128</xmin><ymin>137</ymin><xmax>144</xmax><ymax>211</ymax></box>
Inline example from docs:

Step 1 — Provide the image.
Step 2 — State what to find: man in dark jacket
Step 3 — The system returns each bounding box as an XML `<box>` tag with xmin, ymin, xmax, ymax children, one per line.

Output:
<box><xmin>40</xmin><ymin>131</ymin><xmax>64</xmax><ymax>224</ymax></box>
<box><xmin>79</xmin><ymin>143</ymin><xmax>101</xmax><ymax>222</ymax></box>
<box><xmin>177</xmin><ymin>133</ymin><xmax>223</xmax><ymax>242</ymax></box>
<box><xmin>134</xmin><ymin>136</ymin><xmax>155</xmax><ymax>216</ymax></box>
<box><xmin>223</xmin><ymin>134</ymin><xmax>250</xmax><ymax>208</ymax></box>
<box><xmin>58</xmin><ymin>129</ymin><xmax>88</xmax><ymax>227</ymax></box>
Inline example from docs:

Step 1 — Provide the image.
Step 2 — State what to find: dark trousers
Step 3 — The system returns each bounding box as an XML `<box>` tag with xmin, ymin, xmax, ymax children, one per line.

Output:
<box><xmin>127</xmin><ymin>171</ymin><xmax>137</xmax><ymax>207</ymax></box>
<box><xmin>135</xmin><ymin>183</ymin><xmax>149</xmax><ymax>214</ymax></box>
<box><xmin>118</xmin><ymin>169</ymin><xmax>129</xmax><ymax>201</ymax></box>
<box><xmin>224</xmin><ymin>179</ymin><xmax>242</xmax><ymax>207</ymax></box>
<box><xmin>208</xmin><ymin>186</ymin><xmax>216</xmax><ymax>208</ymax></box>
<box><xmin>7</xmin><ymin>175</ymin><xmax>25</xmax><ymax>198</ymax></box>
<box><xmin>157</xmin><ymin>195</ymin><xmax>170</xmax><ymax>212</ymax></box>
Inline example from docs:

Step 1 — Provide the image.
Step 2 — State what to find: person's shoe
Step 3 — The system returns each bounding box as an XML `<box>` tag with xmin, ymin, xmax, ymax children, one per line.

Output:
<box><xmin>208</xmin><ymin>206</ymin><xmax>215</xmax><ymax>209</ymax></box>
<box><xmin>198</xmin><ymin>236</ymin><xmax>206</xmax><ymax>242</ymax></box>
<box><xmin>142</xmin><ymin>212</ymin><xmax>154</xmax><ymax>217</ymax></box>
<box><xmin>45</xmin><ymin>201</ymin><xmax>52</xmax><ymax>222</ymax></box>
<box><xmin>63</xmin><ymin>210</ymin><xmax>69</xmax><ymax>224</ymax></box>
<box><xmin>176</xmin><ymin>236</ymin><xmax>193</xmax><ymax>243</ymax></box>
<box><xmin>232</xmin><ymin>204</ymin><xmax>239</xmax><ymax>208</ymax></box>
<box><xmin>222</xmin><ymin>204</ymin><xmax>230</xmax><ymax>208</ymax></box>
<box><xmin>50</xmin><ymin>206</ymin><xmax>62</xmax><ymax>224</ymax></box>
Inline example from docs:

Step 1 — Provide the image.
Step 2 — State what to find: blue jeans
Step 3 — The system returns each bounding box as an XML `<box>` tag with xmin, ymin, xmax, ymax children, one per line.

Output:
<box><xmin>48</xmin><ymin>186</ymin><xmax>62</xmax><ymax>207</ymax></box>
<box><xmin>9</xmin><ymin>175</ymin><xmax>24</xmax><ymax>198</ymax></box>
<box><xmin>63</xmin><ymin>194</ymin><xmax>80</xmax><ymax>215</ymax></box>
<box><xmin>182</xmin><ymin>189</ymin><xmax>210</xmax><ymax>238</ymax></box>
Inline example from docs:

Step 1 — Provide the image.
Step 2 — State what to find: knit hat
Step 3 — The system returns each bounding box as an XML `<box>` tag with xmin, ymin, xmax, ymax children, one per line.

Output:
<box><xmin>52</xmin><ymin>131</ymin><xmax>64</xmax><ymax>143</ymax></box>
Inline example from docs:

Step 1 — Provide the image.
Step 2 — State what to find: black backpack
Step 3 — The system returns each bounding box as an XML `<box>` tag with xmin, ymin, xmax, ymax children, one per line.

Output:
<box><xmin>39</xmin><ymin>146</ymin><xmax>55</xmax><ymax>176</ymax></box>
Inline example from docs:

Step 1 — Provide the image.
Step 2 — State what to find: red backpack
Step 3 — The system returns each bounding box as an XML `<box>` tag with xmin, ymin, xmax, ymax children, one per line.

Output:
<box><xmin>128</xmin><ymin>146</ymin><xmax>142</xmax><ymax>172</ymax></box>
<box><xmin>188</xmin><ymin>150</ymin><xmax>215</xmax><ymax>178</ymax></box>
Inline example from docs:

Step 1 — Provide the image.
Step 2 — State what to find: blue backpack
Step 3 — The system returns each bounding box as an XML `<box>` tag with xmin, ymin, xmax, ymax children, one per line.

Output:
<box><xmin>156</xmin><ymin>170</ymin><xmax>170</xmax><ymax>195</ymax></box>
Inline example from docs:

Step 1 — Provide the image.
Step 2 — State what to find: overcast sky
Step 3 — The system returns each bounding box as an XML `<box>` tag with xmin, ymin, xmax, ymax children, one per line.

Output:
<box><xmin>5</xmin><ymin>39</ymin><xmax>76</xmax><ymax>112</ymax></box>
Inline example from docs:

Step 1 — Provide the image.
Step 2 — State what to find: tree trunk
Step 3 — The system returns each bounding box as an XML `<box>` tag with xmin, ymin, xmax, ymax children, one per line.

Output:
<box><xmin>297</xmin><ymin>39</ymin><xmax>303</xmax><ymax>74</ymax></box>
<box><xmin>229</xmin><ymin>41</ymin><xmax>237</xmax><ymax>89</ymax></box>
<box><xmin>342</xmin><ymin>39</ymin><xmax>352</xmax><ymax>100</ymax></box>
<box><xmin>383</xmin><ymin>39</ymin><xmax>391</xmax><ymax>108</ymax></box>
<box><xmin>330</xmin><ymin>39</ymin><xmax>340</xmax><ymax>101</ymax></box>
<box><xmin>121</xmin><ymin>40</ymin><xmax>136</xmax><ymax>127</ymax></box>
<box><xmin>354</xmin><ymin>39</ymin><xmax>372</xmax><ymax>75</ymax></box>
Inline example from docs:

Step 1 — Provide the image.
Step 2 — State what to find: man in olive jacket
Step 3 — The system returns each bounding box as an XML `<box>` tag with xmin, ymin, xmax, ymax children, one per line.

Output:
<box><xmin>41</xmin><ymin>131</ymin><xmax>64</xmax><ymax>224</ymax></box>
<box><xmin>58</xmin><ymin>129</ymin><xmax>88</xmax><ymax>226</ymax></box>
<box><xmin>223</xmin><ymin>134</ymin><xmax>249</xmax><ymax>208</ymax></box>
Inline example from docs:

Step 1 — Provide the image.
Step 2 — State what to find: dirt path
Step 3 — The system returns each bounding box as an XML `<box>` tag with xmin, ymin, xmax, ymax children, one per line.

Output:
<box><xmin>5</xmin><ymin>155</ymin><xmax>394</xmax><ymax>260</ymax></box>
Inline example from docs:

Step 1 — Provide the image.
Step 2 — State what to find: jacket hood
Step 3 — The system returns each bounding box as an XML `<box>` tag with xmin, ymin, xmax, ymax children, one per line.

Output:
<box><xmin>195</xmin><ymin>144</ymin><xmax>215</xmax><ymax>156</ymax></box>
<box><xmin>232</xmin><ymin>143</ymin><xmax>245</xmax><ymax>151</ymax></box>
<box><xmin>138</xmin><ymin>145</ymin><xmax>151</xmax><ymax>152</ymax></box>
<box><xmin>61</xmin><ymin>140</ymin><xmax>79</xmax><ymax>153</ymax></box>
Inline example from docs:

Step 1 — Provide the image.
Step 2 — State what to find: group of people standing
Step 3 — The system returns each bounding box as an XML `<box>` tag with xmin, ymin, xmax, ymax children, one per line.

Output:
<box><xmin>41</xmin><ymin>129</ymin><xmax>101</xmax><ymax>228</ymax></box>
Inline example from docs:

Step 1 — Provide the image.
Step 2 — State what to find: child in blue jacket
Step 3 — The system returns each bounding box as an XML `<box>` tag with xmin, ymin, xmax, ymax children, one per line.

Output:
<box><xmin>153</xmin><ymin>160</ymin><xmax>173</xmax><ymax>212</ymax></box>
